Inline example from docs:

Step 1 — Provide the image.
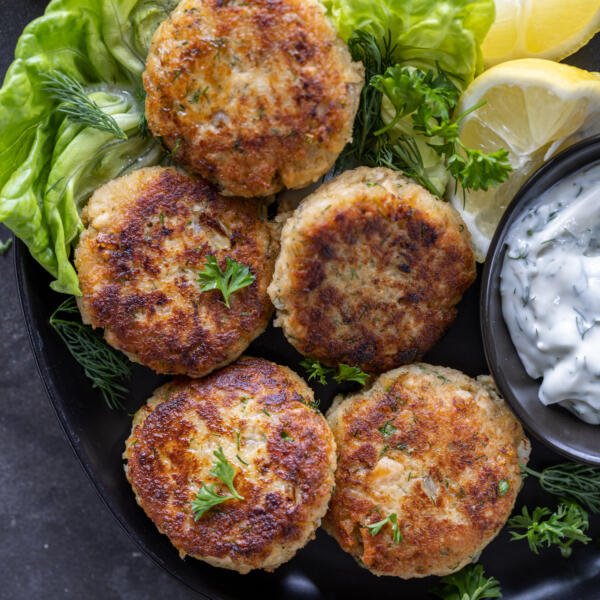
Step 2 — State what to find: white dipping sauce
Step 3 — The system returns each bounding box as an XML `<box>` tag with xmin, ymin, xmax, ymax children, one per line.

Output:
<box><xmin>501</xmin><ymin>161</ymin><xmax>600</xmax><ymax>425</ymax></box>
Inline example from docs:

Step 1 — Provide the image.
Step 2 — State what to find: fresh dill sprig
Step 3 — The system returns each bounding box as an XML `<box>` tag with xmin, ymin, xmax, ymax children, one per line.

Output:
<box><xmin>297</xmin><ymin>391</ymin><xmax>320</xmax><ymax>411</ymax></box>
<box><xmin>522</xmin><ymin>463</ymin><xmax>600</xmax><ymax>514</ymax></box>
<box><xmin>0</xmin><ymin>237</ymin><xmax>12</xmax><ymax>255</ymax></box>
<box><xmin>42</xmin><ymin>70</ymin><xmax>127</xmax><ymax>139</ymax></box>
<box><xmin>300</xmin><ymin>358</ymin><xmax>368</xmax><ymax>386</ymax></box>
<box><xmin>366</xmin><ymin>512</ymin><xmax>402</xmax><ymax>543</ymax></box>
<box><xmin>375</xmin><ymin>134</ymin><xmax>442</xmax><ymax>195</ymax></box>
<box><xmin>191</xmin><ymin>447</ymin><xmax>244</xmax><ymax>520</ymax></box>
<box><xmin>508</xmin><ymin>502</ymin><xmax>591</xmax><ymax>558</ymax></box>
<box><xmin>432</xmin><ymin>564</ymin><xmax>502</xmax><ymax>600</ymax></box>
<box><xmin>334</xmin><ymin>30</ymin><xmax>396</xmax><ymax>172</ymax></box>
<box><xmin>198</xmin><ymin>256</ymin><xmax>255</xmax><ymax>308</ymax></box>
<box><xmin>49</xmin><ymin>298</ymin><xmax>131</xmax><ymax>409</ymax></box>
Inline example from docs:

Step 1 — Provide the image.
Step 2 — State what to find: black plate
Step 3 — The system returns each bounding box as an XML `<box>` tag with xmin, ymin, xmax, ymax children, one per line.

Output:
<box><xmin>481</xmin><ymin>136</ymin><xmax>600</xmax><ymax>466</ymax></box>
<box><xmin>7</xmin><ymin>2</ymin><xmax>600</xmax><ymax>599</ymax></box>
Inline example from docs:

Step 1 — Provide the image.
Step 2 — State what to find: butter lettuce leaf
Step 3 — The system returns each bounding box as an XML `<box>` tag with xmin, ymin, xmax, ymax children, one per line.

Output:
<box><xmin>0</xmin><ymin>0</ymin><xmax>175</xmax><ymax>294</ymax></box>
<box><xmin>322</xmin><ymin>0</ymin><xmax>495</xmax><ymax>88</ymax></box>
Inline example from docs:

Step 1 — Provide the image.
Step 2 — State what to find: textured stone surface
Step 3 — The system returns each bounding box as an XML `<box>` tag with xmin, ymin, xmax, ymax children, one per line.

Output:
<box><xmin>0</xmin><ymin>228</ymin><xmax>199</xmax><ymax>599</ymax></box>
<box><xmin>0</xmin><ymin>0</ymin><xmax>198</xmax><ymax>595</ymax></box>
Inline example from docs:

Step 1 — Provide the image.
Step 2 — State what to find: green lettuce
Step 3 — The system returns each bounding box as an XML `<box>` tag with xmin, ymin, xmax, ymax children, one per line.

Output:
<box><xmin>325</xmin><ymin>0</ymin><xmax>495</xmax><ymax>197</ymax></box>
<box><xmin>322</xmin><ymin>0</ymin><xmax>495</xmax><ymax>88</ymax></box>
<box><xmin>0</xmin><ymin>0</ymin><xmax>176</xmax><ymax>294</ymax></box>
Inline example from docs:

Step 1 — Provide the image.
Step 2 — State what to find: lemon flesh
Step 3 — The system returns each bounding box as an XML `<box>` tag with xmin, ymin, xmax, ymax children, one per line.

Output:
<box><xmin>449</xmin><ymin>59</ymin><xmax>600</xmax><ymax>260</ymax></box>
<box><xmin>483</xmin><ymin>0</ymin><xmax>600</xmax><ymax>66</ymax></box>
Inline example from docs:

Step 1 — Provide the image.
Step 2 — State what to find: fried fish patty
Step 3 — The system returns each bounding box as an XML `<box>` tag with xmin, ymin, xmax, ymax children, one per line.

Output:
<box><xmin>324</xmin><ymin>363</ymin><xmax>531</xmax><ymax>578</ymax></box>
<box><xmin>75</xmin><ymin>167</ymin><xmax>276</xmax><ymax>377</ymax></box>
<box><xmin>143</xmin><ymin>0</ymin><xmax>364</xmax><ymax>197</ymax></box>
<box><xmin>124</xmin><ymin>357</ymin><xmax>337</xmax><ymax>573</ymax></box>
<box><xmin>268</xmin><ymin>167</ymin><xmax>477</xmax><ymax>373</ymax></box>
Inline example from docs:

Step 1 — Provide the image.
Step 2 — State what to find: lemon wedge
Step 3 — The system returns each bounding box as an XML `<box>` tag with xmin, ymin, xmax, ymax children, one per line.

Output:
<box><xmin>482</xmin><ymin>0</ymin><xmax>600</xmax><ymax>66</ymax></box>
<box><xmin>449</xmin><ymin>59</ymin><xmax>600</xmax><ymax>259</ymax></box>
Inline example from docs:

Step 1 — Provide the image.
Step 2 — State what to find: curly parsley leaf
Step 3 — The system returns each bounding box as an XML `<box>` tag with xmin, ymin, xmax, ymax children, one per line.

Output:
<box><xmin>433</xmin><ymin>564</ymin><xmax>502</xmax><ymax>600</ymax></box>
<box><xmin>49</xmin><ymin>298</ymin><xmax>131</xmax><ymax>409</ymax></box>
<box><xmin>334</xmin><ymin>364</ymin><xmax>369</xmax><ymax>385</ymax></box>
<box><xmin>192</xmin><ymin>447</ymin><xmax>244</xmax><ymax>520</ymax></box>
<box><xmin>508</xmin><ymin>502</ymin><xmax>591</xmax><ymax>558</ymax></box>
<box><xmin>374</xmin><ymin>64</ymin><xmax>512</xmax><ymax>195</ymax></box>
<box><xmin>300</xmin><ymin>358</ymin><xmax>335</xmax><ymax>385</ymax></box>
<box><xmin>447</xmin><ymin>146</ymin><xmax>511</xmax><ymax>193</ymax></box>
<box><xmin>210</xmin><ymin>446</ymin><xmax>244</xmax><ymax>500</ymax></box>
<box><xmin>198</xmin><ymin>256</ymin><xmax>255</xmax><ymax>308</ymax></box>
<box><xmin>301</xmin><ymin>359</ymin><xmax>368</xmax><ymax>386</ymax></box>
<box><xmin>373</xmin><ymin>66</ymin><xmax>459</xmax><ymax>137</ymax></box>
<box><xmin>366</xmin><ymin>512</ymin><xmax>402</xmax><ymax>543</ymax></box>
<box><xmin>191</xmin><ymin>484</ymin><xmax>234</xmax><ymax>520</ymax></box>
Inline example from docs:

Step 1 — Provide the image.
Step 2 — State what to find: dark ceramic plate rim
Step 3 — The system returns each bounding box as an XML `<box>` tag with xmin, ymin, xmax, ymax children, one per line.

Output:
<box><xmin>13</xmin><ymin>244</ymin><xmax>210</xmax><ymax>600</ymax></box>
<box><xmin>480</xmin><ymin>135</ymin><xmax>600</xmax><ymax>466</ymax></box>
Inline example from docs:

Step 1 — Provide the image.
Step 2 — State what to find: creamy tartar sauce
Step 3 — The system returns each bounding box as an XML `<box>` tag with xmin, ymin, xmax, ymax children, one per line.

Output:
<box><xmin>501</xmin><ymin>161</ymin><xmax>600</xmax><ymax>425</ymax></box>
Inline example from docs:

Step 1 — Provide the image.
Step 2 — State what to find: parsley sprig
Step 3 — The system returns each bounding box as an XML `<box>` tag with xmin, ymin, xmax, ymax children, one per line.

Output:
<box><xmin>198</xmin><ymin>256</ymin><xmax>255</xmax><ymax>308</ymax></box>
<box><xmin>334</xmin><ymin>364</ymin><xmax>369</xmax><ymax>385</ymax></box>
<box><xmin>433</xmin><ymin>564</ymin><xmax>502</xmax><ymax>600</ymax></box>
<box><xmin>42</xmin><ymin>70</ymin><xmax>127</xmax><ymax>139</ymax></box>
<box><xmin>192</xmin><ymin>447</ymin><xmax>244</xmax><ymax>520</ymax></box>
<box><xmin>522</xmin><ymin>462</ymin><xmax>600</xmax><ymax>514</ymax></box>
<box><xmin>366</xmin><ymin>512</ymin><xmax>402</xmax><ymax>543</ymax></box>
<box><xmin>49</xmin><ymin>298</ymin><xmax>131</xmax><ymax>409</ymax></box>
<box><xmin>300</xmin><ymin>358</ymin><xmax>368</xmax><ymax>386</ymax></box>
<box><xmin>372</xmin><ymin>65</ymin><xmax>511</xmax><ymax>196</ymax></box>
<box><xmin>337</xmin><ymin>31</ymin><xmax>511</xmax><ymax>197</ymax></box>
<box><xmin>508</xmin><ymin>502</ymin><xmax>591</xmax><ymax>558</ymax></box>
<box><xmin>301</xmin><ymin>358</ymin><xmax>331</xmax><ymax>385</ymax></box>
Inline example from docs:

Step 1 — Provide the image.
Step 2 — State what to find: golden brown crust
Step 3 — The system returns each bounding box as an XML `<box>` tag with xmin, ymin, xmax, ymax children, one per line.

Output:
<box><xmin>324</xmin><ymin>363</ymin><xmax>531</xmax><ymax>578</ymax></box>
<box><xmin>268</xmin><ymin>167</ymin><xmax>476</xmax><ymax>372</ymax></box>
<box><xmin>124</xmin><ymin>357</ymin><xmax>337</xmax><ymax>573</ymax></box>
<box><xmin>143</xmin><ymin>0</ymin><xmax>364</xmax><ymax>197</ymax></box>
<box><xmin>75</xmin><ymin>167</ymin><xmax>276</xmax><ymax>377</ymax></box>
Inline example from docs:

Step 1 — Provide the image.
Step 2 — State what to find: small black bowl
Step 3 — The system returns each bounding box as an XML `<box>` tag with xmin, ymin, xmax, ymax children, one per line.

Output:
<box><xmin>481</xmin><ymin>135</ymin><xmax>600</xmax><ymax>466</ymax></box>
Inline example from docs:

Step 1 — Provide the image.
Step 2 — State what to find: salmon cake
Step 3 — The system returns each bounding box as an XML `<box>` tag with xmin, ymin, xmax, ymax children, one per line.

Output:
<box><xmin>124</xmin><ymin>357</ymin><xmax>337</xmax><ymax>573</ymax></box>
<box><xmin>324</xmin><ymin>363</ymin><xmax>531</xmax><ymax>578</ymax></box>
<box><xmin>268</xmin><ymin>167</ymin><xmax>477</xmax><ymax>373</ymax></box>
<box><xmin>75</xmin><ymin>167</ymin><xmax>277</xmax><ymax>377</ymax></box>
<box><xmin>143</xmin><ymin>0</ymin><xmax>364</xmax><ymax>197</ymax></box>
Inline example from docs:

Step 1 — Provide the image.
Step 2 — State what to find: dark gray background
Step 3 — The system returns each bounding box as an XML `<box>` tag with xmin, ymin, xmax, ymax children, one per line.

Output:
<box><xmin>0</xmin><ymin>240</ymin><xmax>200</xmax><ymax>600</ymax></box>
<box><xmin>2</xmin><ymin>2</ymin><xmax>600</xmax><ymax>600</ymax></box>
<box><xmin>0</xmin><ymin>1</ymin><xmax>195</xmax><ymax>597</ymax></box>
